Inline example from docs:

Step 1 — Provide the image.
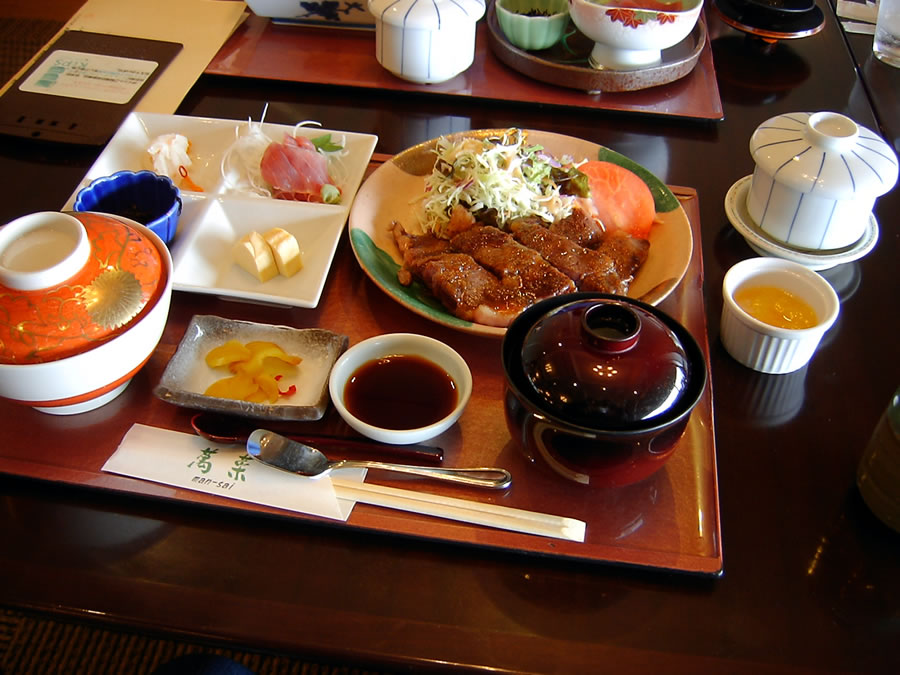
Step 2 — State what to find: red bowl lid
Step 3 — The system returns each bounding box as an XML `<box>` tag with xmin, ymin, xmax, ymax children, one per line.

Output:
<box><xmin>519</xmin><ymin>297</ymin><xmax>692</xmax><ymax>428</ymax></box>
<box><xmin>0</xmin><ymin>211</ymin><xmax>166</xmax><ymax>365</ymax></box>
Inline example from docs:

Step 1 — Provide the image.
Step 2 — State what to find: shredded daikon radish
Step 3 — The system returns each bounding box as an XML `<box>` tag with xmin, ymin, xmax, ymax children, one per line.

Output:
<box><xmin>220</xmin><ymin>112</ymin><xmax>275</xmax><ymax>198</ymax></box>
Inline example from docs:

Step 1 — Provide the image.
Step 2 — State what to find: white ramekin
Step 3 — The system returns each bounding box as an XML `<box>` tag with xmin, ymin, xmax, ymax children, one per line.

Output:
<box><xmin>720</xmin><ymin>257</ymin><xmax>840</xmax><ymax>374</ymax></box>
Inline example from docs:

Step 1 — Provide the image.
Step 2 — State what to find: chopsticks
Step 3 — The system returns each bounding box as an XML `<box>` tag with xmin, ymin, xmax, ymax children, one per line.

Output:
<box><xmin>331</xmin><ymin>477</ymin><xmax>586</xmax><ymax>542</ymax></box>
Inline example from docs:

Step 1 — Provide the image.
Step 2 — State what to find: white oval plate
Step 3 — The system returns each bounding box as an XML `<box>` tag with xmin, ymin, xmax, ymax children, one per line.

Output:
<box><xmin>347</xmin><ymin>129</ymin><xmax>693</xmax><ymax>337</ymax></box>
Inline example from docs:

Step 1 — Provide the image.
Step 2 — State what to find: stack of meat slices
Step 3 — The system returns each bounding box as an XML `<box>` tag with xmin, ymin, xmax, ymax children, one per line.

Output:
<box><xmin>393</xmin><ymin>208</ymin><xmax>650</xmax><ymax>328</ymax></box>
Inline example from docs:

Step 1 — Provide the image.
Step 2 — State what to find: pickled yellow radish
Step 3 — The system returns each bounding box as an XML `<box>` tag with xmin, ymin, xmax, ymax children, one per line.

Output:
<box><xmin>204</xmin><ymin>340</ymin><xmax>301</xmax><ymax>403</ymax></box>
<box><xmin>205</xmin><ymin>339</ymin><xmax>252</xmax><ymax>368</ymax></box>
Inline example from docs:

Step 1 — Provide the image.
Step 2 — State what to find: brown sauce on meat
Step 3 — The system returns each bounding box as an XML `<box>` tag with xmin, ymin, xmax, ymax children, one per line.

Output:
<box><xmin>344</xmin><ymin>355</ymin><xmax>458</xmax><ymax>430</ymax></box>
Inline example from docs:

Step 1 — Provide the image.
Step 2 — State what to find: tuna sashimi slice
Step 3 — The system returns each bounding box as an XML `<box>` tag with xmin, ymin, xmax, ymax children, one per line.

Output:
<box><xmin>260</xmin><ymin>135</ymin><xmax>334</xmax><ymax>202</ymax></box>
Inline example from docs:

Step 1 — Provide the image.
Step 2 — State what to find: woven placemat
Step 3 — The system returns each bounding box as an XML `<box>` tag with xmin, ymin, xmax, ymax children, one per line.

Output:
<box><xmin>0</xmin><ymin>608</ymin><xmax>395</xmax><ymax>675</ymax></box>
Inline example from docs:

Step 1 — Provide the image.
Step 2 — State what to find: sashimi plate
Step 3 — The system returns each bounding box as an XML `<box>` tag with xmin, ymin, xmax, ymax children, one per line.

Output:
<box><xmin>65</xmin><ymin>111</ymin><xmax>378</xmax><ymax>308</ymax></box>
<box><xmin>348</xmin><ymin>129</ymin><xmax>693</xmax><ymax>337</ymax></box>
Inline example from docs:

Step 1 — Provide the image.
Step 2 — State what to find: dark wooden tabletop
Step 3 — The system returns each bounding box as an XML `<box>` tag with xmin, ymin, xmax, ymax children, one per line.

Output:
<box><xmin>1</xmin><ymin>2</ymin><xmax>899</xmax><ymax>673</ymax></box>
<box><xmin>831</xmin><ymin>0</ymin><xmax>900</xmax><ymax>151</ymax></box>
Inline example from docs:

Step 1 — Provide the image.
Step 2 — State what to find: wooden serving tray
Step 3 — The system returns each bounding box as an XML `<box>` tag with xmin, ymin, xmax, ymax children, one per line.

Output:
<box><xmin>0</xmin><ymin>157</ymin><xmax>721</xmax><ymax>575</ymax></box>
<box><xmin>486</xmin><ymin>6</ymin><xmax>707</xmax><ymax>93</ymax></box>
<box><xmin>204</xmin><ymin>10</ymin><xmax>724</xmax><ymax>121</ymax></box>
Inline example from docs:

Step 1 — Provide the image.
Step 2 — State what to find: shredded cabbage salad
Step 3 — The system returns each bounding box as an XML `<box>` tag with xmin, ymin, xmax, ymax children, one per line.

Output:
<box><xmin>418</xmin><ymin>129</ymin><xmax>588</xmax><ymax>238</ymax></box>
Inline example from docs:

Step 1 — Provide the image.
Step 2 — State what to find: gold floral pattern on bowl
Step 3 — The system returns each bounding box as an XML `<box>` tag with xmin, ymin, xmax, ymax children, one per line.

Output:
<box><xmin>0</xmin><ymin>211</ymin><xmax>166</xmax><ymax>364</ymax></box>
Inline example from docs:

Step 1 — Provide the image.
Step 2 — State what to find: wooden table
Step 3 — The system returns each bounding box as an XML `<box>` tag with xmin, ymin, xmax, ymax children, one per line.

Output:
<box><xmin>1</xmin><ymin>2</ymin><xmax>898</xmax><ymax>673</ymax></box>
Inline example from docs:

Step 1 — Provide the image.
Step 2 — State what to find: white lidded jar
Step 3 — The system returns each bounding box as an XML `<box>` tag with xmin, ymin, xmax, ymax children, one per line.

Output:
<box><xmin>747</xmin><ymin>111</ymin><xmax>898</xmax><ymax>251</ymax></box>
<box><xmin>368</xmin><ymin>0</ymin><xmax>485</xmax><ymax>84</ymax></box>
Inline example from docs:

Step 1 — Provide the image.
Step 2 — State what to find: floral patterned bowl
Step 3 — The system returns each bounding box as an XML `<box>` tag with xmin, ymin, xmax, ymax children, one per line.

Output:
<box><xmin>568</xmin><ymin>0</ymin><xmax>703</xmax><ymax>70</ymax></box>
<box><xmin>0</xmin><ymin>211</ymin><xmax>172</xmax><ymax>414</ymax></box>
<box><xmin>245</xmin><ymin>0</ymin><xmax>376</xmax><ymax>28</ymax></box>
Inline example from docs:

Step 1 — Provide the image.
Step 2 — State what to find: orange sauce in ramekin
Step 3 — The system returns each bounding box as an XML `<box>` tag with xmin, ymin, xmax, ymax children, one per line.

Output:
<box><xmin>734</xmin><ymin>285</ymin><xmax>818</xmax><ymax>329</ymax></box>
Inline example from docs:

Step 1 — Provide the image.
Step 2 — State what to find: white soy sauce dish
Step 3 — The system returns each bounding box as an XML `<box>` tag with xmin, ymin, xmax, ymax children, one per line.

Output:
<box><xmin>328</xmin><ymin>333</ymin><xmax>473</xmax><ymax>444</ymax></box>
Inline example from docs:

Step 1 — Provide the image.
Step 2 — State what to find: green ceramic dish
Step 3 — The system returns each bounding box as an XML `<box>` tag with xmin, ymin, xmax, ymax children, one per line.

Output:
<box><xmin>495</xmin><ymin>0</ymin><xmax>570</xmax><ymax>51</ymax></box>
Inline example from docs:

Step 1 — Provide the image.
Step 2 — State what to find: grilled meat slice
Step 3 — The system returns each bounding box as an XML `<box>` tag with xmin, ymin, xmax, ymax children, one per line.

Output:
<box><xmin>450</xmin><ymin>225</ymin><xmax>575</xmax><ymax>301</ymax></box>
<box><xmin>392</xmin><ymin>222</ymin><xmax>533</xmax><ymax>326</ymax></box>
<box><xmin>543</xmin><ymin>206</ymin><xmax>650</xmax><ymax>288</ymax></box>
<box><xmin>393</xmin><ymin>220</ymin><xmax>452</xmax><ymax>286</ymax></box>
<box><xmin>548</xmin><ymin>208</ymin><xmax>650</xmax><ymax>281</ymax></box>
<box><xmin>419</xmin><ymin>253</ymin><xmax>503</xmax><ymax>321</ymax></box>
<box><xmin>548</xmin><ymin>208</ymin><xmax>606</xmax><ymax>249</ymax></box>
<box><xmin>595</xmin><ymin>228</ymin><xmax>650</xmax><ymax>280</ymax></box>
<box><xmin>508</xmin><ymin>219</ymin><xmax>626</xmax><ymax>294</ymax></box>
<box><xmin>390</xmin><ymin>211</ymin><xmax>651</xmax><ymax>326</ymax></box>
<box><xmin>421</xmin><ymin>256</ymin><xmax>537</xmax><ymax>327</ymax></box>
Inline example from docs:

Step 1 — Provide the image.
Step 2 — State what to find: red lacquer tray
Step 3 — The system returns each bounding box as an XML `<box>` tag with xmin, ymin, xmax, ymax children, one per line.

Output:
<box><xmin>204</xmin><ymin>11</ymin><xmax>724</xmax><ymax>121</ymax></box>
<box><xmin>0</xmin><ymin>158</ymin><xmax>721</xmax><ymax>576</ymax></box>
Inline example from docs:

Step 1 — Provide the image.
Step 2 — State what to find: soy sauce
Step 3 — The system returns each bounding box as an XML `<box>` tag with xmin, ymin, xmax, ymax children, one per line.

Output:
<box><xmin>344</xmin><ymin>354</ymin><xmax>458</xmax><ymax>430</ymax></box>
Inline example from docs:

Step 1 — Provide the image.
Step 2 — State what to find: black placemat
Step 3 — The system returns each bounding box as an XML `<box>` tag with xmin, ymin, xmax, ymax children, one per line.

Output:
<box><xmin>0</xmin><ymin>30</ymin><xmax>181</xmax><ymax>146</ymax></box>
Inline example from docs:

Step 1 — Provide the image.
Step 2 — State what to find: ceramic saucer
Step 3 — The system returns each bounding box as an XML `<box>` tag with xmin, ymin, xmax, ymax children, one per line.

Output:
<box><xmin>724</xmin><ymin>175</ymin><xmax>879</xmax><ymax>271</ymax></box>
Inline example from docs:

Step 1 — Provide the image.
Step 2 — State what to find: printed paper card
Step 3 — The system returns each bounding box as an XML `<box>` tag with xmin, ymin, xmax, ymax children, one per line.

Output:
<box><xmin>19</xmin><ymin>50</ymin><xmax>160</xmax><ymax>105</ymax></box>
<box><xmin>103</xmin><ymin>423</ymin><xmax>361</xmax><ymax>521</ymax></box>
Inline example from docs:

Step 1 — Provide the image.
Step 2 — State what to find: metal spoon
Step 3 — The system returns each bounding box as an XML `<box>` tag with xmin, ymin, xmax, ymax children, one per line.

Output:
<box><xmin>247</xmin><ymin>429</ymin><xmax>512</xmax><ymax>489</ymax></box>
<box><xmin>191</xmin><ymin>412</ymin><xmax>444</xmax><ymax>464</ymax></box>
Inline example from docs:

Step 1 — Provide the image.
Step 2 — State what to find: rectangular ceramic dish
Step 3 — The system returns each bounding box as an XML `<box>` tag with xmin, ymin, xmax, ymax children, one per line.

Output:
<box><xmin>153</xmin><ymin>315</ymin><xmax>349</xmax><ymax>421</ymax></box>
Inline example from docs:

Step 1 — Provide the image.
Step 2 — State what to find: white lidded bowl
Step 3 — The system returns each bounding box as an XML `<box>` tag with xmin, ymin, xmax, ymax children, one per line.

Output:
<box><xmin>368</xmin><ymin>0</ymin><xmax>486</xmax><ymax>84</ymax></box>
<box><xmin>328</xmin><ymin>333</ymin><xmax>472</xmax><ymax>444</ymax></box>
<box><xmin>720</xmin><ymin>258</ymin><xmax>839</xmax><ymax>375</ymax></box>
<box><xmin>747</xmin><ymin>111</ymin><xmax>898</xmax><ymax>251</ymax></box>
<box><xmin>0</xmin><ymin>211</ymin><xmax>173</xmax><ymax>414</ymax></box>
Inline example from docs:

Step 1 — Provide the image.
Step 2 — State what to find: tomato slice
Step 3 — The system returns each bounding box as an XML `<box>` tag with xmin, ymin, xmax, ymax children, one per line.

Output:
<box><xmin>579</xmin><ymin>160</ymin><xmax>655</xmax><ymax>240</ymax></box>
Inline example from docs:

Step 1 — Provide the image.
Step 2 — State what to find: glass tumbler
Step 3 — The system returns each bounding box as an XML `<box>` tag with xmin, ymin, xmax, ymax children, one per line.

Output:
<box><xmin>873</xmin><ymin>0</ymin><xmax>900</xmax><ymax>67</ymax></box>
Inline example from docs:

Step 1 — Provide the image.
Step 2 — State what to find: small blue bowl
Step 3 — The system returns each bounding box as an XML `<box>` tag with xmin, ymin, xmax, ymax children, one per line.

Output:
<box><xmin>74</xmin><ymin>170</ymin><xmax>182</xmax><ymax>245</ymax></box>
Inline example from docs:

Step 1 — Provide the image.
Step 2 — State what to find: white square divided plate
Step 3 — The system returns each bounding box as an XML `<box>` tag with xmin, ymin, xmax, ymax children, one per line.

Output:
<box><xmin>64</xmin><ymin>111</ymin><xmax>378</xmax><ymax>308</ymax></box>
<box><xmin>172</xmin><ymin>198</ymin><xmax>351</xmax><ymax>306</ymax></box>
